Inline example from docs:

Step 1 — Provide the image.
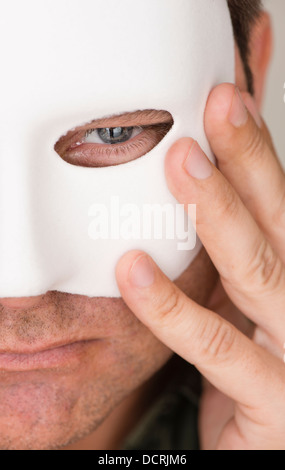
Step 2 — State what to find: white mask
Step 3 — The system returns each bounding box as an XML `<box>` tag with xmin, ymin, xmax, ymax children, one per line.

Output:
<box><xmin>0</xmin><ymin>0</ymin><xmax>234</xmax><ymax>298</ymax></box>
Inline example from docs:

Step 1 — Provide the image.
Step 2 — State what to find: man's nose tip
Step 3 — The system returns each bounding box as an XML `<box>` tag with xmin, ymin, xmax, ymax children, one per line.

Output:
<box><xmin>0</xmin><ymin>295</ymin><xmax>44</xmax><ymax>310</ymax></box>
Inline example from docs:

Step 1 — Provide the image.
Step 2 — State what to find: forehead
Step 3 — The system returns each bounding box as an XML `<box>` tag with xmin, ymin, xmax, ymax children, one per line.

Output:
<box><xmin>0</xmin><ymin>0</ymin><xmax>229</xmax><ymax>123</ymax></box>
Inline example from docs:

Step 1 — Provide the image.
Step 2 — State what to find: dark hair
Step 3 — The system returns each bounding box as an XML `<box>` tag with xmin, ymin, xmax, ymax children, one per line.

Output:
<box><xmin>227</xmin><ymin>0</ymin><xmax>262</xmax><ymax>94</ymax></box>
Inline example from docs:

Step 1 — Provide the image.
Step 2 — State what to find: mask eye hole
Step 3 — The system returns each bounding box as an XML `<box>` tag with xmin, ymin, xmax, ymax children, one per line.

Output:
<box><xmin>54</xmin><ymin>110</ymin><xmax>174</xmax><ymax>168</ymax></box>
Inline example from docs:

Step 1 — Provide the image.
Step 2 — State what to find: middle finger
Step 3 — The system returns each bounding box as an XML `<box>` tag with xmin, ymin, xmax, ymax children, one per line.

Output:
<box><xmin>165</xmin><ymin>138</ymin><xmax>285</xmax><ymax>347</ymax></box>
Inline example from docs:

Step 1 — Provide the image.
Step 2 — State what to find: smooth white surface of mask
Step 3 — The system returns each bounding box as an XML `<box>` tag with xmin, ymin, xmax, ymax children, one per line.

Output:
<box><xmin>0</xmin><ymin>0</ymin><xmax>235</xmax><ymax>297</ymax></box>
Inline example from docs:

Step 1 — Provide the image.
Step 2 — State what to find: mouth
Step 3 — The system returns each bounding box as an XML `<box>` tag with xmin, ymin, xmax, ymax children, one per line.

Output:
<box><xmin>0</xmin><ymin>340</ymin><xmax>101</xmax><ymax>372</ymax></box>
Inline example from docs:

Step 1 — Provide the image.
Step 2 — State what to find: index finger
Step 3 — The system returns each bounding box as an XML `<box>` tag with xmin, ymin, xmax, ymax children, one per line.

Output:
<box><xmin>116</xmin><ymin>250</ymin><xmax>285</xmax><ymax>412</ymax></box>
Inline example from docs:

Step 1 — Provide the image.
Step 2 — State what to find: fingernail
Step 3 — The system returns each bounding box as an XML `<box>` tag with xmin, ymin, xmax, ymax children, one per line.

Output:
<box><xmin>243</xmin><ymin>94</ymin><xmax>262</xmax><ymax>128</ymax></box>
<box><xmin>129</xmin><ymin>255</ymin><xmax>155</xmax><ymax>288</ymax></box>
<box><xmin>183</xmin><ymin>141</ymin><xmax>213</xmax><ymax>180</ymax></box>
<box><xmin>229</xmin><ymin>87</ymin><xmax>248</xmax><ymax>128</ymax></box>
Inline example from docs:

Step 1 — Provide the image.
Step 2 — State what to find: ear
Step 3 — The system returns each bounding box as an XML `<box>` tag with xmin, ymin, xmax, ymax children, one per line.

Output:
<box><xmin>249</xmin><ymin>11</ymin><xmax>273</xmax><ymax>108</ymax></box>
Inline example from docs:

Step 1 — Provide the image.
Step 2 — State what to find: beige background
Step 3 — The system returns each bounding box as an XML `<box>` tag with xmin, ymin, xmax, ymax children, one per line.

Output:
<box><xmin>263</xmin><ymin>0</ymin><xmax>285</xmax><ymax>161</ymax></box>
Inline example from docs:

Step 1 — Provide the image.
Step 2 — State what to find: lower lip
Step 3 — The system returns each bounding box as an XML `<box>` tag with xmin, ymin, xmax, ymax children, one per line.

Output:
<box><xmin>0</xmin><ymin>340</ymin><xmax>100</xmax><ymax>372</ymax></box>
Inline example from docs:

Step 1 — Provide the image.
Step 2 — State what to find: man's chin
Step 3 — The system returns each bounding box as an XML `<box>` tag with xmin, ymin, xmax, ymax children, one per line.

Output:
<box><xmin>0</xmin><ymin>341</ymin><xmax>121</xmax><ymax>450</ymax></box>
<box><xmin>0</xmin><ymin>340</ymin><xmax>172</xmax><ymax>450</ymax></box>
<box><xmin>0</xmin><ymin>381</ymin><xmax>79</xmax><ymax>449</ymax></box>
<box><xmin>0</xmin><ymin>370</ymin><xmax>124</xmax><ymax>450</ymax></box>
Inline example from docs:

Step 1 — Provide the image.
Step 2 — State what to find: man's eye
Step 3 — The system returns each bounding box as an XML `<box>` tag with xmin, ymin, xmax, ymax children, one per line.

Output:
<box><xmin>84</xmin><ymin>127</ymin><xmax>143</xmax><ymax>145</ymax></box>
<box><xmin>54</xmin><ymin>111</ymin><xmax>174</xmax><ymax>168</ymax></box>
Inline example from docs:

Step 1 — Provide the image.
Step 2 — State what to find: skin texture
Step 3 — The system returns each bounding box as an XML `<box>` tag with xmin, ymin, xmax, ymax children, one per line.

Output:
<box><xmin>0</xmin><ymin>12</ymin><xmax>273</xmax><ymax>450</ymax></box>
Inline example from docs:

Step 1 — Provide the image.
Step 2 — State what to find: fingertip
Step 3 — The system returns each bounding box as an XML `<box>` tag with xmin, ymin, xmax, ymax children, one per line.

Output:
<box><xmin>115</xmin><ymin>250</ymin><xmax>145</xmax><ymax>287</ymax></box>
<box><xmin>165</xmin><ymin>137</ymin><xmax>194</xmax><ymax>167</ymax></box>
<box><xmin>128</xmin><ymin>254</ymin><xmax>155</xmax><ymax>289</ymax></box>
<box><xmin>242</xmin><ymin>92</ymin><xmax>263</xmax><ymax>129</ymax></box>
<box><xmin>165</xmin><ymin>137</ymin><xmax>194</xmax><ymax>189</ymax></box>
<box><xmin>204</xmin><ymin>83</ymin><xmax>236</xmax><ymax>136</ymax></box>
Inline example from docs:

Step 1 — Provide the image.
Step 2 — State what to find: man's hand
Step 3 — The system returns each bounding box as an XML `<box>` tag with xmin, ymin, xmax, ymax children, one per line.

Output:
<box><xmin>116</xmin><ymin>84</ymin><xmax>285</xmax><ymax>450</ymax></box>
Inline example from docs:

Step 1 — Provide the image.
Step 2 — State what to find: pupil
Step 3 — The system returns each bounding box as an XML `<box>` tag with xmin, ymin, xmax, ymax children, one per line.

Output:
<box><xmin>98</xmin><ymin>127</ymin><xmax>133</xmax><ymax>144</ymax></box>
<box><xmin>111</xmin><ymin>128</ymin><xmax>122</xmax><ymax>139</ymax></box>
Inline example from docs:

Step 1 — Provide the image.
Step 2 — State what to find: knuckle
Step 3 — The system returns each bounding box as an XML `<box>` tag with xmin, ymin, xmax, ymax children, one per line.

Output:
<box><xmin>246</xmin><ymin>240</ymin><xmax>284</xmax><ymax>292</ymax></box>
<box><xmin>242</xmin><ymin>125</ymin><xmax>265</xmax><ymax>165</ymax></box>
<box><xmin>155</xmin><ymin>287</ymin><xmax>183</xmax><ymax>324</ymax></box>
<box><xmin>195</xmin><ymin>182</ymin><xmax>239</xmax><ymax>228</ymax></box>
<box><xmin>197</xmin><ymin>317</ymin><xmax>236</xmax><ymax>364</ymax></box>
<box><xmin>217</xmin><ymin>182</ymin><xmax>240</xmax><ymax>220</ymax></box>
